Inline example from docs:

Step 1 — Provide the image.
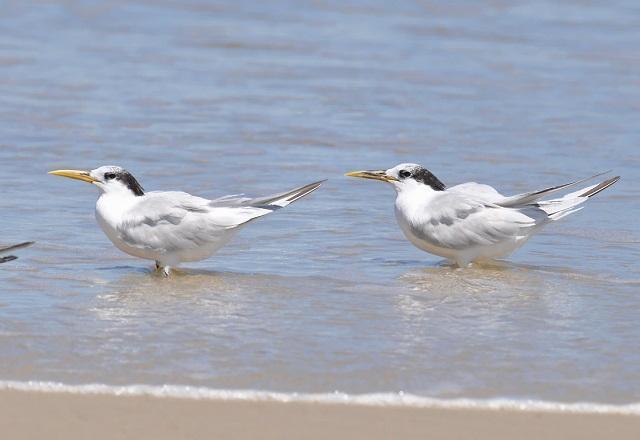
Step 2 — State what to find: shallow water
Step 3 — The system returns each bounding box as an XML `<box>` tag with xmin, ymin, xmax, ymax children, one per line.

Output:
<box><xmin>1</xmin><ymin>0</ymin><xmax>639</xmax><ymax>404</ymax></box>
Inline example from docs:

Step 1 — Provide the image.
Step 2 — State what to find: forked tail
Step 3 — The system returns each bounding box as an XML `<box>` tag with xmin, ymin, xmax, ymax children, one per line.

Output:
<box><xmin>248</xmin><ymin>180</ymin><xmax>326</xmax><ymax>209</ymax></box>
<box><xmin>537</xmin><ymin>176</ymin><xmax>620</xmax><ymax>220</ymax></box>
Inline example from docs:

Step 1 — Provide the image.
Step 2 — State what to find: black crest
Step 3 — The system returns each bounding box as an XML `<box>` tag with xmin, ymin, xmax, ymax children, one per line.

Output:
<box><xmin>119</xmin><ymin>171</ymin><xmax>145</xmax><ymax>196</ymax></box>
<box><xmin>406</xmin><ymin>167</ymin><xmax>446</xmax><ymax>191</ymax></box>
<box><xmin>106</xmin><ymin>169</ymin><xmax>144</xmax><ymax>196</ymax></box>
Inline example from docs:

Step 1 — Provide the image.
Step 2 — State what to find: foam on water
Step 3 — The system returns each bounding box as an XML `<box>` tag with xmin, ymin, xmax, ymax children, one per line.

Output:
<box><xmin>1</xmin><ymin>381</ymin><xmax>639</xmax><ymax>415</ymax></box>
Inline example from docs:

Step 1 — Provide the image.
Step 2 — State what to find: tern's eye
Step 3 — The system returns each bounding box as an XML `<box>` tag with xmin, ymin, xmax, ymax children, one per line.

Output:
<box><xmin>399</xmin><ymin>170</ymin><xmax>412</xmax><ymax>179</ymax></box>
<box><xmin>104</xmin><ymin>173</ymin><xmax>117</xmax><ymax>180</ymax></box>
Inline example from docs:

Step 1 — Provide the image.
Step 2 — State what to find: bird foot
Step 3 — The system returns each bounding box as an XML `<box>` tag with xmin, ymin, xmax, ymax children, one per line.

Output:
<box><xmin>154</xmin><ymin>261</ymin><xmax>172</xmax><ymax>277</ymax></box>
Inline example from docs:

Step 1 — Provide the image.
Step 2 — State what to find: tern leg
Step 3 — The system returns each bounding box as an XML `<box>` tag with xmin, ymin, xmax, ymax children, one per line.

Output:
<box><xmin>154</xmin><ymin>261</ymin><xmax>172</xmax><ymax>277</ymax></box>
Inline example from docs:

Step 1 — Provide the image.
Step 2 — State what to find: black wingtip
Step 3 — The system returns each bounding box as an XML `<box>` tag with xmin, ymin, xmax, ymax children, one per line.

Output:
<box><xmin>0</xmin><ymin>241</ymin><xmax>34</xmax><ymax>254</ymax></box>
<box><xmin>284</xmin><ymin>179</ymin><xmax>326</xmax><ymax>203</ymax></box>
<box><xmin>306</xmin><ymin>179</ymin><xmax>328</xmax><ymax>187</ymax></box>
<box><xmin>582</xmin><ymin>176</ymin><xmax>620</xmax><ymax>198</ymax></box>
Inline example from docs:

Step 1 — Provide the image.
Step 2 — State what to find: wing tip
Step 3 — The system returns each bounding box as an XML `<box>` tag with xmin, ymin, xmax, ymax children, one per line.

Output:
<box><xmin>582</xmin><ymin>175</ymin><xmax>620</xmax><ymax>198</ymax></box>
<box><xmin>284</xmin><ymin>179</ymin><xmax>326</xmax><ymax>203</ymax></box>
<box><xmin>0</xmin><ymin>241</ymin><xmax>35</xmax><ymax>254</ymax></box>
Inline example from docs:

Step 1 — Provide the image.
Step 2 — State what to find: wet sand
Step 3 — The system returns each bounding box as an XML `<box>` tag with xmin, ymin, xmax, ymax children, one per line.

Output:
<box><xmin>1</xmin><ymin>390</ymin><xmax>638</xmax><ymax>440</ymax></box>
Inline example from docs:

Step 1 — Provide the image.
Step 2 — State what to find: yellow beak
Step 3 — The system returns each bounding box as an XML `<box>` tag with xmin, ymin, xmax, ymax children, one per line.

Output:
<box><xmin>344</xmin><ymin>170</ymin><xmax>398</xmax><ymax>183</ymax></box>
<box><xmin>48</xmin><ymin>169</ymin><xmax>97</xmax><ymax>183</ymax></box>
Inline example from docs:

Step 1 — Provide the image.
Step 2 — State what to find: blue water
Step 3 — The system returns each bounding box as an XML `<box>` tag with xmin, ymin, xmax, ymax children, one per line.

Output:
<box><xmin>0</xmin><ymin>0</ymin><xmax>639</xmax><ymax>404</ymax></box>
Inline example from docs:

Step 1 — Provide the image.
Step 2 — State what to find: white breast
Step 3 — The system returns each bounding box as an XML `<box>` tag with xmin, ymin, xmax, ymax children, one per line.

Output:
<box><xmin>394</xmin><ymin>203</ymin><xmax>458</xmax><ymax>260</ymax></box>
<box><xmin>95</xmin><ymin>193</ymin><xmax>158</xmax><ymax>261</ymax></box>
<box><xmin>393</xmin><ymin>186</ymin><xmax>458</xmax><ymax>259</ymax></box>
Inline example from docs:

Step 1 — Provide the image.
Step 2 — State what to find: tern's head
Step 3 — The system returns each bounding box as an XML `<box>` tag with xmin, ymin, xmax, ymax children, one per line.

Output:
<box><xmin>49</xmin><ymin>166</ymin><xmax>145</xmax><ymax>197</ymax></box>
<box><xmin>345</xmin><ymin>163</ymin><xmax>445</xmax><ymax>192</ymax></box>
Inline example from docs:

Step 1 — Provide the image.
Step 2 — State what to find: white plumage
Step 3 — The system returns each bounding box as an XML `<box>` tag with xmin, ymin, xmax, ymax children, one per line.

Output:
<box><xmin>347</xmin><ymin>164</ymin><xmax>619</xmax><ymax>266</ymax></box>
<box><xmin>50</xmin><ymin>166</ymin><xmax>324</xmax><ymax>275</ymax></box>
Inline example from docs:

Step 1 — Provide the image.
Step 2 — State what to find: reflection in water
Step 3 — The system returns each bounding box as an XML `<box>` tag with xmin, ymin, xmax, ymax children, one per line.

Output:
<box><xmin>90</xmin><ymin>269</ymin><xmax>298</xmax><ymax>325</ymax></box>
<box><xmin>394</xmin><ymin>262</ymin><xmax>584</xmax><ymax>342</ymax></box>
<box><xmin>400</xmin><ymin>261</ymin><xmax>566</xmax><ymax>296</ymax></box>
<box><xmin>403</xmin><ymin>256</ymin><xmax>628</xmax><ymax>297</ymax></box>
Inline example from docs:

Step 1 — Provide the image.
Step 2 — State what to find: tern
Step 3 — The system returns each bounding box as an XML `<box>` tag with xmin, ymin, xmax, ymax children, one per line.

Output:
<box><xmin>346</xmin><ymin>164</ymin><xmax>619</xmax><ymax>266</ymax></box>
<box><xmin>50</xmin><ymin>166</ymin><xmax>324</xmax><ymax>275</ymax></box>
<box><xmin>0</xmin><ymin>242</ymin><xmax>34</xmax><ymax>264</ymax></box>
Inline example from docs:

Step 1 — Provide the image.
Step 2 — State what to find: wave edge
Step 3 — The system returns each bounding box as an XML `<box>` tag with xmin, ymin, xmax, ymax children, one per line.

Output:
<box><xmin>1</xmin><ymin>380</ymin><xmax>639</xmax><ymax>415</ymax></box>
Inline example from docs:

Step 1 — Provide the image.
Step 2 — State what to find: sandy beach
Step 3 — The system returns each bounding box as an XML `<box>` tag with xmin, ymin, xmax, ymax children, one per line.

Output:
<box><xmin>1</xmin><ymin>389</ymin><xmax>638</xmax><ymax>440</ymax></box>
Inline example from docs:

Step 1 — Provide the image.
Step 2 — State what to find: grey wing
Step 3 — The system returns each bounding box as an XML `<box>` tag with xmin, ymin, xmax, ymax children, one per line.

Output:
<box><xmin>116</xmin><ymin>181</ymin><xmax>325</xmax><ymax>252</ymax></box>
<box><xmin>497</xmin><ymin>171</ymin><xmax>611</xmax><ymax>207</ymax></box>
<box><xmin>209</xmin><ymin>180</ymin><xmax>325</xmax><ymax>209</ymax></box>
<box><xmin>416</xmin><ymin>193</ymin><xmax>539</xmax><ymax>250</ymax></box>
<box><xmin>116</xmin><ymin>192</ymin><xmax>266</xmax><ymax>252</ymax></box>
<box><xmin>448</xmin><ymin>182</ymin><xmax>504</xmax><ymax>203</ymax></box>
<box><xmin>206</xmin><ymin>180</ymin><xmax>325</xmax><ymax>226</ymax></box>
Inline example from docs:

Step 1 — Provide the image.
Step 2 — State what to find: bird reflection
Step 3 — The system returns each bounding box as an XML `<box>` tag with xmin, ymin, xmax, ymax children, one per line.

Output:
<box><xmin>394</xmin><ymin>261</ymin><xmax>601</xmax><ymax>333</ymax></box>
<box><xmin>88</xmin><ymin>268</ymin><xmax>300</xmax><ymax>327</ymax></box>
